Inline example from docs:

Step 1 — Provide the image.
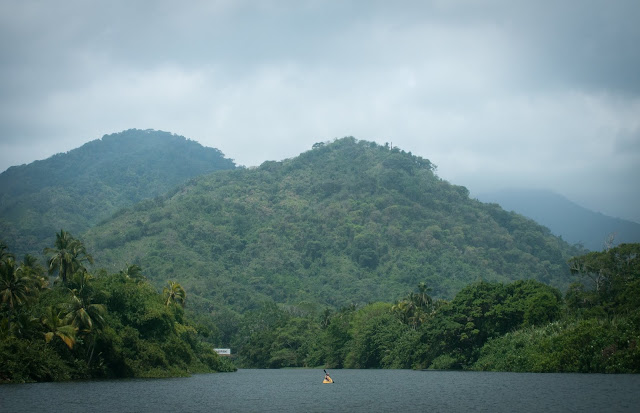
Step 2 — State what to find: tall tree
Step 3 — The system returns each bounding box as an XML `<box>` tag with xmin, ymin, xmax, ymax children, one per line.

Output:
<box><xmin>568</xmin><ymin>243</ymin><xmax>640</xmax><ymax>314</ymax></box>
<box><xmin>20</xmin><ymin>254</ymin><xmax>48</xmax><ymax>290</ymax></box>
<box><xmin>0</xmin><ymin>257</ymin><xmax>35</xmax><ymax>331</ymax></box>
<box><xmin>65</xmin><ymin>287</ymin><xmax>106</xmax><ymax>366</ymax></box>
<box><xmin>0</xmin><ymin>241</ymin><xmax>13</xmax><ymax>261</ymax></box>
<box><xmin>42</xmin><ymin>305</ymin><xmax>76</xmax><ymax>350</ymax></box>
<box><xmin>119</xmin><ymin>264</ymin><xmax>145</xmax><ymax>281</ymax></box>
<box><xmin>163</xmin><ymin>281</ymin><xmax>186</xmax><ymax>308</ymax></box>
<box><xmin>65</xmin><ymin>293</ymin><xmax>106</xmax><ymax>334</ymax></box>
<box><xmin>44</xmin><ymin>230</ymin><xmax>94</xmax><ymax>284</ymax></box>
<box><xmin>392</xmin><ymin>282</ymin><xmax>438</xmax><ymax>330</ymax></box>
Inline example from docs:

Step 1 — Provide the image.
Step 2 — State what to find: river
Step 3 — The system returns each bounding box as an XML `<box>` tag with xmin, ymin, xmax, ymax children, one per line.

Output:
<box><xmin>1</xmin><ymin>369</ymin><xmax>639</xmax><ymax>412</ymax></box>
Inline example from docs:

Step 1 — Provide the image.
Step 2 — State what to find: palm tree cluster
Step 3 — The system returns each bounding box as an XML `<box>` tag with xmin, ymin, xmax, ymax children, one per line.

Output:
<box><xmin>1</xmin><ymin>232</ymin><xmax>103</xmax><ymax>358</ymax></box>
<box><xmin>391</xmin><ymin>282</ymin><xmax>442</xmax><ymax>329</ymax></box>
<box><xmin>1</xmin><ymin>231</ymin><xmax>227</xmax><ymax>383</ymax></box>
<box><xmin>1</xmin><ymin>242</ymin><xmax>47</xmax><ymax>332</ymax></box>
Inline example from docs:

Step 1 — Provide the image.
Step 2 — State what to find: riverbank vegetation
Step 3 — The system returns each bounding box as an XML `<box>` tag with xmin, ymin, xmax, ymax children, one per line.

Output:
<box><xmin>0</xmin><ymin>233</ymin><xmax>235</xmax><ymax>383</ymax></box>
<box><xmin>1</xmin><ymin>235</ymin><xmax>637</xmax><ymax>382</ymax></box>
<box><xmin>232</xmin><ymin>243</ymin><xmax>639</xmax><ymax>373</ymax></box>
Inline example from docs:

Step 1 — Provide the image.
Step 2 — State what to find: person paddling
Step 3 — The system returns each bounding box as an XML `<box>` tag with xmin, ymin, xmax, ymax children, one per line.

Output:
<box><xmin>323</xmin><ymin>370</ymin><xmax>333</xmax><ymax>383</ymax></box>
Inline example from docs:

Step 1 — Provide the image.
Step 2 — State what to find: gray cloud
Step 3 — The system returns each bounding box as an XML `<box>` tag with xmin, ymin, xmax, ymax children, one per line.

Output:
<box><xmin>1</xmin><ymin>0</ymin><xmax>639</xmax><ymax>222</ymax></box>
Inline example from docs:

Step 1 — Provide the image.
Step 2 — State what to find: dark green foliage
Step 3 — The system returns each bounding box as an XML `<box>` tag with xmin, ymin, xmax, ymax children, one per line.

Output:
<box><xmin>232</xmin><ymin>280</ymin><xmax>564</xmax><ymax>370</ymax></box>
<box><xmin>309</xmin><ymin>306</ymin><xmax>356</xmax><ymax>369</ymax></box>
<box><xmin>81</xmin><ymin>137</ymin><xmax>583</xmax><ymax>315</ymax></box>
<box><xmin>415</xmin><ymin>280</ymin><xmax>564</xmax><ymax>369</ymax></box>
<box><xmin>5</xmin><ymin>133</ymin><xmax>636</xmax><ymax>375</ymax></box>
<box><xmin>0</xmin><ymin>337</ymin><xmax>73</xmax><ymax>382</ymax></box>
<box><xmin>567</xmin><ymin>243</ymin><xmax>640</xmax><ymax>315</ymax></box>
<box><xmin>343</xmin><ymin>302</ymin><xmax>405</xmax><ymax>368</ymax></box>
<box><xmin>473</xmin><ymin>244</ymin><xmax>640</xmax><ymax>373</ymax></box>
<box><xmin>232</xmin><ymin>249</ymin><xmax>638</xmax><ymax>373</ymax></box>
<box><xmin>0</xmin><ymin>129</ymin><xmax>236</xmax><ymax>258</ymax></box>
<box><xmin>232</xmin><ymin>302</ymin><xmax>320</xmax><ymax>368</ymax></box>
<box><xmin>89</xmin><ymin>273</ymin><xmax>236</xmax><ymax>378</ymax></box>
<box><xmin>473</xmin><ymin>317</ymin><xmax>640</xmax><ymax>373</ymax></box>
<box><xmin>0</xmin><ymin>240</ymin><xmax>235</xmax><ymax>383</ymax></box>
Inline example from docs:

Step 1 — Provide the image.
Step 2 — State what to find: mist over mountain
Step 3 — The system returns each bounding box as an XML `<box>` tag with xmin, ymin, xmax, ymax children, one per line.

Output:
<box><xmin>0</xmin><ymin>129</ymin><xmax>236</xmax><ymax>257</ymax></box>
<box><xmin>81</xmin><ymin>138</ymin><xmax>584</xmax><ymax>314</ymax></box>
<box><xmin>475</xmin><ymin>188</ymin><xmax>640</xmax><ymax>252</ymax></box>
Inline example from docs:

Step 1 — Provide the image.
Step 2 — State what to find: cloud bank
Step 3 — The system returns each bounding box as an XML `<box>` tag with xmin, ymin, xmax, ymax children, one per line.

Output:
<box><xmin>1</xmin><ymin>0</ymin><xmax>639</xmax><ymax>222</ymax></box>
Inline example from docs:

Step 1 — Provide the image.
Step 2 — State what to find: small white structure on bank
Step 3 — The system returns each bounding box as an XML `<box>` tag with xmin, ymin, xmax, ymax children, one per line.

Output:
<box><xmin>214</xmin><ymin>348</ymin><xmax>232</xmax><ymax>356</ymax></box>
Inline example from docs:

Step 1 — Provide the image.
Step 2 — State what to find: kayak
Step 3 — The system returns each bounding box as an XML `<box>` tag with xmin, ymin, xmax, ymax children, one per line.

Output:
<box><xmin>323</xmin><ymin>377</ymin><xmax>333</xmax><ymax>384</ymax></box>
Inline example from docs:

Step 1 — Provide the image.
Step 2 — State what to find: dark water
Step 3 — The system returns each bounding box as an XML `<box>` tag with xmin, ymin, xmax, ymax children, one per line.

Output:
<box><xmin>1</xmin><ymin>369</ymin><xmax>639</xmax><ymax>412</ymax></box>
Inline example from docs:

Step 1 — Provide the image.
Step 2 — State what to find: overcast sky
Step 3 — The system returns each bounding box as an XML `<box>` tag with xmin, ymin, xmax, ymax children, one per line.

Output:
<box><xmin>1</xmin><ymin>0</ymin><xmax>639</xmax><ymax>222</ymax></box>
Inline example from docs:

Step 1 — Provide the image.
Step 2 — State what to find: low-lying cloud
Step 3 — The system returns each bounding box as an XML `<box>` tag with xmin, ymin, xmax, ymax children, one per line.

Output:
<box><xmin>1</xmin><ymin>0</ymin><xmax>639</xmax><ymax>222</ymax></box>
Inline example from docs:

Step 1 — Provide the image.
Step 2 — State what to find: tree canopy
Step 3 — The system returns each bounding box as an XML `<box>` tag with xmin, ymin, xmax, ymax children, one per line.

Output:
<box><xmin>0</xmin><ymin>129</ymin><xmax>236</xmax><ymax>258</ymax></box>
<box><xmin>83</xmin><ymin>137</ymin><xmax>584</xmax><ymax>315</ymax></box>
<box><xmin>1</xmin><ymin>237</ymin><xmax>235</xmax><ymax>383</ymax></box>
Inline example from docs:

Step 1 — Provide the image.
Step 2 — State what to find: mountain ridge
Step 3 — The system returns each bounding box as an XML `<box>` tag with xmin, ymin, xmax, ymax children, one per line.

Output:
<box><xmin>82</xmin><ymin>137</ymin><xmax>585</xmax><ymax>314</ymax></box>
<box><xmin>475</xmin><ymin>188</ymin><xmax>640</xmax><ymax>251</ymax></box>
<box><xmin>0</xmin><ymin>129</ymin><xmax>236</xmax><ymax>257</ymax></box>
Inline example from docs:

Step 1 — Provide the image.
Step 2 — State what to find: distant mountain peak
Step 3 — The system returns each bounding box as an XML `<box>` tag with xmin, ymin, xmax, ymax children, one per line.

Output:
<box><xmin>80</xmin><ymin>137</ymin><xmax>583</xmax><ymax>311</ymax></box>
<box><xmin>475</xmin><ymin>188</ymin><xmax>640</xmax><ymax>251</ymax></box>
<box><xmin>0</xmin><ymin>129</ymin><xmax>236</xmax><ymax>257</ymax></box>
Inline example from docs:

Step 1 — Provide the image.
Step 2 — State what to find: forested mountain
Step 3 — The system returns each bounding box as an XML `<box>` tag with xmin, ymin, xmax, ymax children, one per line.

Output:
<box><xmin>83</xmin><ymin>138</ymin><xmax>585</xmax><ymax>316</ymax></box>
<box><xmin>3</xmin><ymin>135</ymin><xmax>635</xmax><ymax>378</ymax></box>
<box><xmin>476</xmin><ymin>188</ymin><xmax>640</xmax><ymax>251</ymax></box>
<box><xmin>0</xmin><ymin>129</ymin><xmax>236</xmax><ymax>257</ymax></box>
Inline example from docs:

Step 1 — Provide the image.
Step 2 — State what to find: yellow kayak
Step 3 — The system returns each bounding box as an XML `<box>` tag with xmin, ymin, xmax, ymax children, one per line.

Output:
<box><xmin>323</xmin><ymin>377</ymin><xmax>333</xmax><ymax>384</ymax></box>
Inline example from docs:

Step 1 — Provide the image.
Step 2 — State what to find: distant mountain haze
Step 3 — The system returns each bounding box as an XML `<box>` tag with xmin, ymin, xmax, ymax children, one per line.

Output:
<box><xmin>475</xmin><ymin>188</ymin><xmax>640</xmax><ymax>252</ymax></box>
<box><xmin>0</xmin><ymin>129</ymin><xmax>236</xmax><ymax>257</ymax></box>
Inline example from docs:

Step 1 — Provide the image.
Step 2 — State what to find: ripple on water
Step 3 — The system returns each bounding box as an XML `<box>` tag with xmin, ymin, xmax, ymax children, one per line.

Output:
<box><xmin>1</xmin><ymin>369</ymin><xmax>639</xmax><ymax>413</ymax></box>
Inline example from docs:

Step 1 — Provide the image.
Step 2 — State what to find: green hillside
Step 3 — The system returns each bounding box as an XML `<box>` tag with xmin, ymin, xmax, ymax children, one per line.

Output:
<box><xmin>0</xmin><ymin>129</ymin><xmax>236</xmax><ymax>257</ymax></box>
<box><xmin>84</xmin><ymin>137</ymin><xmax>585</xmax><ymax>314</ymax></box>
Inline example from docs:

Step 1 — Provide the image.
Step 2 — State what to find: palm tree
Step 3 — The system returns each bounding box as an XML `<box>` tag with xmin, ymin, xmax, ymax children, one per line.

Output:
<box><xmin>20</xmin><ymin>254</ymin><xmax>48</xmax><ymax>290</ymax></box>
<box><xmin>42</xmin><ymin>305</ymin><xmax>76</xmax><ymax>350</ymax></box>
<box><xmin>10</xmin><ymin>312</ymin><xmax>41</xmax><ymax>339</ymax></box>
<box><xmin>414</xmin><ymin>282</ymin><xmax>433</xmax><ymax>309</ymax></box>
<box><xmin>44</xmin><ymin>230</ymin><xmax>74</xmax><ymax>283</ymax></box>
<box><xmin>407</xmin><ymin>307</ymin><xmax>427</xmax><ymax>330</ymax></box>
<box><xmin>163</xmin><ymin>281</ymin><xmax>186</xmax><ymax>308</ymax></box>
<box><xmin>44</xmin><ymin>230</ymin><xmax>94</xmax><ymax>284</ymax></box>
<box><xmin>21</xmin><ymin>254</ymin><xmax>43</xmax><ymax>272</ymax></box>
<box><xmin>67</xmin><ymin>269</ymin><xmax>94</xmax><ymax>296</ymax></box>
<box><xmin>0</xmin><ymin>241</ymin><xmax>14</xmax><ymax>261</ymax></box>
<box><xmin>120</xmin><ymin>264</ymin><xmax>145</xmax><ymax>281</ymax></box>
<box><xmin>0</xmin><ymin>257</ymin><xmax>35</xmax><ymax>331</ymax></box>
<box><xmin>65</xmin><ymin>291</ymin><xmax>106</xmax><ymax>334</ymax></box>
<box><xmin>391</xmin><ymin>283</ymin><xmax>437</xmax><ymax>330</ymax></box>
<box><xmin>65</xmin><ymin>290</ymin><xmax>106</xmax><ymax>366</ymax></box>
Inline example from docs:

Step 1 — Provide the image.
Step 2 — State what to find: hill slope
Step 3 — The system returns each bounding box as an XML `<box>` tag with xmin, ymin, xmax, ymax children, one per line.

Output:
<box><xmin>0</xmin><ymin>129</ymin><xmax>236</xmax><ymax>257</ymax></box>
<box><xmin>476</xmin><ymin>188</ymin><xmax>640</xmax><ymax>251</ymax></box>
<box><xmin>83</xmin><ymin>138</ymin><xmax>585</xmax><ymax>313</ymax></box>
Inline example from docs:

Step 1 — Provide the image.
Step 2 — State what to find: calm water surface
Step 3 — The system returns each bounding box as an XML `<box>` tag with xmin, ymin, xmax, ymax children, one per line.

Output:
<box><xmin>1</xmin><ymin>369</ymin><xmax>639</xmax><ymax>412</ymax></box>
